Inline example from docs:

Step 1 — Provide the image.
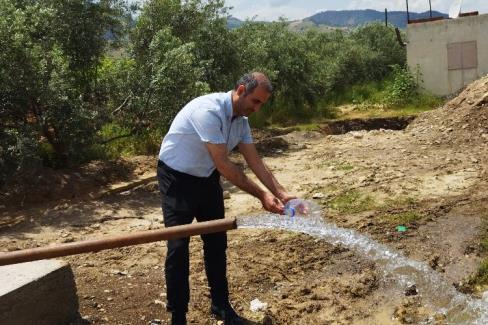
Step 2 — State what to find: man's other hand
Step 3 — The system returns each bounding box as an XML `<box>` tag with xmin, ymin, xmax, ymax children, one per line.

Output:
<box><xmin>260</xmin><ymin>192</ymin><xmax>284</xmax><ymax>214</ymax></box>
<box><xmin>277</xmin><ymin>192</ymin><xmax>296</xmax><ymax>204</ymax></box>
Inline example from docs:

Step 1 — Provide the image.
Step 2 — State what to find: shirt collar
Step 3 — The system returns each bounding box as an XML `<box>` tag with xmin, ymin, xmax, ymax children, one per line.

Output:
<box><xmin>225</xmin><ymin>90</ymin><xmax>236</xmax><ymax>122</ymax></box>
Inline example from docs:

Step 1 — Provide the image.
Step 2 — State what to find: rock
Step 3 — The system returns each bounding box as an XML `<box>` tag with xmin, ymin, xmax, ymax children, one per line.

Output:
<box><xmin>312</xmin><ymin>192</ymin><xmax>325</xmax><ymax>199</ymax></box>
<box><xmin>154</xmin><ymin>299</ymin><xmax>165</xmax><ymax>307</ymax></box>
<box><xmin>351</xmin><ymin>132</ymin><xmax>363</xmax><ymax>139</ymax></box>
<box><xmin>250</xmin><ymin>298</ymin><xmax>268</xmax><ymax>312</ymax></box>
<box><xmin>111</xmin><ymin>269</ymin><xmax>128</xmax><ymax>276</ymax></box>
<box><xmin>59</xmin><ymin>237</ymin><xmax>74</xmax><ymax>243</ymax></box>
<box><xmin>404</xmin><ymin>284</ymin><xmax>418</xmax><ymax>296</ymax></box>
<box><xmin>223</xmin><ymin>191</ymin><xmax>231</xmax><ymax>200</ymax></box>
<box><xmin>299</xmin><ymin>287</ymin><xmax>312</xmax><ymax>295</ymax></box>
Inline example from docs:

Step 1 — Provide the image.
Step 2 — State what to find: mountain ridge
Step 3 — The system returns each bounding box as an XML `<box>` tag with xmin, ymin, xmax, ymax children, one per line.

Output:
<box><xmin>228</xmin><ymin>9</ymin><xmax>449</xmax><ymax>29</ymax></box>
<box><xmin>307</xmin><ymin>9</ymin><xmax>448</xmax><ymax>28</ymax></box>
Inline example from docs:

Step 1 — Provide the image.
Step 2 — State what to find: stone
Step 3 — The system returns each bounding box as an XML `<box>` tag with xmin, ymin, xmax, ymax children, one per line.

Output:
<box><xmin>0</xmin><ymin>260</ymin><xmax>79</xmax><ymax>325</ymax></box>
<box><xmin>223</xmin><ymin>191</ymin><xmax>231</xmax><ymax>200</ymax></box>
<box><xmin>312</xmin><ymin>192</ymin><xmax>325</xmax><ymax>199</ymax></box>
<box><xmin>404</xmin><ymin>284</ymin><xmax>418</xmax><ymax>296</ymax></box>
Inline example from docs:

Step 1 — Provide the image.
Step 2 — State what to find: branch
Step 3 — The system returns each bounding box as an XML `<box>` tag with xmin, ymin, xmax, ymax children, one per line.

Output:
<box><xmin>111</xmin><ymin>95</ymin><xmax>132</xmax><ymax>115</ymax></box>
<box><xmin>99</xmin><ymin>132</ymin><xmax>134</xmax><ymax>145</ymax></box>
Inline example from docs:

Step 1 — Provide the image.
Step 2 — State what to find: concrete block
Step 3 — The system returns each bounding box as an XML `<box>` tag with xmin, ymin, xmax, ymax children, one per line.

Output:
<box><xmin>0</xmin><ymin>260</ymin><xmax>79</xmax><ymax>325</ymax></box>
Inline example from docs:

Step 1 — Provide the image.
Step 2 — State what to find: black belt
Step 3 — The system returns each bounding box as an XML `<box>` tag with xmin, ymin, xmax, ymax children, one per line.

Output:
<box><xmin>157</xmin><ymin>160</ymin><xmax>219</xmax><ymax>181</ymax></box>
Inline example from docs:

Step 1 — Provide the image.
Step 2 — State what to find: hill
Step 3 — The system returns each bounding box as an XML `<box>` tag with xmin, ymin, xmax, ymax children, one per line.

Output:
<box><xmin>227</xmin><ymin>16</ymin><xmax>244</xmax><ymax>29</ymax></box>
<box><xmin>228</xmin><ymin>10</ymin><xmax>448</xmax><ymax>31</ymax></box>
<box><xmin>307</xmin><ymin>9</ymin><xmax>448</xmax><ymax>28</ymax></box>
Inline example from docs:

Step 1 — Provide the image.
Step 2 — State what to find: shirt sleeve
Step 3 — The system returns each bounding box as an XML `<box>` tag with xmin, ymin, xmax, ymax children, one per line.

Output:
<box><xmin>189</xmin><ymin>107</ymin><xmax>226</xmax><ymax>144</ymax></box>
<box><xmin>240</xmin><ymin>119</ymin><xmax>253</xmax><ymax>144</ymax></box>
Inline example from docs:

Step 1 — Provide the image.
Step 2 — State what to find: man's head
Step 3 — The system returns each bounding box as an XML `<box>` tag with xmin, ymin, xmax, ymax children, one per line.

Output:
<box><xmin>232</xmin><ymin>72</ymin><xmax>273</xmax><ymax>117</ymax></box>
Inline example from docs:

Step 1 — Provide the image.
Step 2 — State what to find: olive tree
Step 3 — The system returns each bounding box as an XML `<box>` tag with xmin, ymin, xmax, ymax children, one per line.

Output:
<box><xmin>0</xmin><ymin>0</ymin><xmax>124</xmax><ymax>184</ymax></box>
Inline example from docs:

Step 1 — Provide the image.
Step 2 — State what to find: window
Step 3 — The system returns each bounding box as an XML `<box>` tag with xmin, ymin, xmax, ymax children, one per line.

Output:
<box><xmin>447</xmin><ymin>41</ymin><xmax>478</xmax><ymax>70</ymax></box>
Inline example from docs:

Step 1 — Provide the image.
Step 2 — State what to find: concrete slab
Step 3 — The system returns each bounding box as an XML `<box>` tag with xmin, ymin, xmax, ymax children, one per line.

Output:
<box><xmin>0</xmin><ymin>259</ymin><xmax>79</xmax><ymax>325</ymax></box>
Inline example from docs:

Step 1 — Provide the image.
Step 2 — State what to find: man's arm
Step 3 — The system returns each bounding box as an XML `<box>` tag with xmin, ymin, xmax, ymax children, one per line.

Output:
<box><xmin>206</xmin><ymin>143</ymin><xmax>284</xmax><ymax>214</ymax></box>
<box><xmin>238</xmin><ymin>142</ymin><xmax>295</xmax><ymax>204</ymax></box>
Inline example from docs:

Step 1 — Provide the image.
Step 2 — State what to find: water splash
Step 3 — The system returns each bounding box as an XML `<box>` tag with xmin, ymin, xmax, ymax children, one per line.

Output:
<box><xmin>237</xmin><ymin>213</ymin><xmax>488</xmax><ymax>324</ymax></box>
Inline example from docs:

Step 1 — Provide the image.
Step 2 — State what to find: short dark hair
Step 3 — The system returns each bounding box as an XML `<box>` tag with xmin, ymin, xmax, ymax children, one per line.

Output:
<box><xmin>234</xmin><ymin>72</ymin><xmax>273</xmax><ymax>94</ymax></box>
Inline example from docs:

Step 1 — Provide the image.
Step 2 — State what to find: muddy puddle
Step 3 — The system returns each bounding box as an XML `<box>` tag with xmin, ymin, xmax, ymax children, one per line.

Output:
<box><xmin>238</xmin><ymin>212</ymin><xmax>488</xmax><ymax>324</ymax></box>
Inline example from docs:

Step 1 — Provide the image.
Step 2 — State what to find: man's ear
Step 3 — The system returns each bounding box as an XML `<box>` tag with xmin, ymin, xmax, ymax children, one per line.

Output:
<box><xmin>236</xmin><ymin>84</ymin><xmax>246</xmax><ymax>96</ymax></box>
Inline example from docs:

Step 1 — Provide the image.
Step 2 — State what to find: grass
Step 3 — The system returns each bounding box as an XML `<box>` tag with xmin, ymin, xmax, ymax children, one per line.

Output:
<box><xmin>295</xmin><ymin>123</ymin><xmax>321</xmax><ymax>131</ymax></box>
<box><xmin>381</xmin><ymin>211</ymin><xmax>422</xmax><ymax>225</ymax></box>
<box><xmin>377</xmin><ymin>196</ymin><xmax>421</xmax><ymax>225</ymax></box>
<box><xmin>335</xmin><ymin>94</ymin><xmax>443</xmax><ymax>121</ymax></box>
<box><xmin>250</xmin><ymin>77</ymin><xmax>444</xmax><ymax>129</ymax></box>
<box><xmin>336</xmin><ymin>163</ymin><xmax>354</xmax><ymax>171</ymax></box>
<box><xmin>470</xmin><ymin>260</ymin><xmax>488</xmax><ymax>291</ymax></box>
<box><xmin>315</xmin><ymin>160</ymin><xmax>355</xmax><ymax>171</ymax></box>
<box><xmin>382</xmin><ymin>196</ymin><xmax>418</xmax><ymax>208</ymax></box>
<box><xmin>466</xmin><ymin>216</ymin><xmax>488</xmax><ymax>292</ymax></box>
<box><xmin>91</xmin><ymin>123</ymin><xmax>162</xmax><ymax>160</ymax></box>
<box><xmin>322</xmin><ymin>77</ymin><xmax>443</xmax><ymax>120</ymax></box>
<box><xmin>329</xmin><ymin>190</ymin><xmax>376</xmax><ymax>214</ymax></box>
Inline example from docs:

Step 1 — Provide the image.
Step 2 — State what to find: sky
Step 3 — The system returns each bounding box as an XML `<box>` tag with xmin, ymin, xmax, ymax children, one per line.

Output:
<box><xmin>225</xmin><ymin>0</ymin><xmax>488</xmax><ymax>21</ymax></box>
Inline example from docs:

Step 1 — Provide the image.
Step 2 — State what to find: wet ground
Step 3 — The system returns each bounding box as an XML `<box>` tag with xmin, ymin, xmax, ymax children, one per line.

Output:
<box><xmin>1</xmin><ymin>77</ymin><xmax>488</xmax><ymax>324</ymax></box>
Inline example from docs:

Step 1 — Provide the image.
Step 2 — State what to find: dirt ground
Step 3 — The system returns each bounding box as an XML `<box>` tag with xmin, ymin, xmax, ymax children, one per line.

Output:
<box><xmin>1</xmin><ymin>76</ymin><xmax>488</xmax><ymax>324</ymax></box>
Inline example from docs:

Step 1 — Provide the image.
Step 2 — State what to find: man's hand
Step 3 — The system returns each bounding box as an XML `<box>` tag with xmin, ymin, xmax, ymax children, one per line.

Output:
<box><xmin>260</xmin><ymin>192</ymin><xmax>284</xmax><ymax>214</ymax></box>
<box><xmin>276</xmin><ymin>192</ymin><xmax>296</xmax><ymax>205</ymax></box>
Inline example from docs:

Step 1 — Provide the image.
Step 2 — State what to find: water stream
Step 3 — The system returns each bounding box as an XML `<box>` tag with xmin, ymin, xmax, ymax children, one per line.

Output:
<box><xmin>237</xmin><ymin>212</ymin><xmax>488</xmax><ymax>324</ymax></box>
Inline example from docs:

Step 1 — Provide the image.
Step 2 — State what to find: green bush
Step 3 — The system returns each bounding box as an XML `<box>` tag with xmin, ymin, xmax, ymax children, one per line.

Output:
<box><xmin>0</xmin><ymin>0</ymin><xmax>123</xmax><ymax>182</ymax></box>
<box><xmin>0</xmin><ymin>128</ymin><xmax>41</xmax><ymax>187</ymax></box>
<box><xmin>384</xmin><ymin>64</ymin><xmax>419</xmax><ymax>106</ymax></box>
<box><xmin>89</xmin><ymin>123</ymin><xmax>163</xmax><ymax>160</ymax></box>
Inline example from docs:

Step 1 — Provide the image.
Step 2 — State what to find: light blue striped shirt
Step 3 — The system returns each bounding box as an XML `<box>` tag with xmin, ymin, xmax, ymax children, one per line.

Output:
<box><xmin>158</xmin><ymin>91</ymin><xmax>253</xmax><ymax>177</ymax></box>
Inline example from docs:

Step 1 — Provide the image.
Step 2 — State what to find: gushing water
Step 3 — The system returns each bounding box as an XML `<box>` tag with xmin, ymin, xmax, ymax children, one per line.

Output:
<box><xmin>237</xmin><ymin>211</ymin><xmax>488</xmax><ymax>324</ymax></box>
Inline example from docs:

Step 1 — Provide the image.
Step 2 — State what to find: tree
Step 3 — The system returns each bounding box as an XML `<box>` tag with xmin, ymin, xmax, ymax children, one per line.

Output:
<box><xmin>232</xmin><ymin>21</ymin><xmax>330</xmax><ymax>124</ymax></box>
<box><xmin>350</xmin><ymin>23</ymin><xmax>406</xmax><ymax>78</ymax></box>
<box><xmin>0</xmin><ymin>0</ymin><xmax>124</xmax><ymax>185</ymax></box>
<box><xmin>116</xmin><ymin>0</ymin><xmax>238</xmax><ymax>135</ymax></box>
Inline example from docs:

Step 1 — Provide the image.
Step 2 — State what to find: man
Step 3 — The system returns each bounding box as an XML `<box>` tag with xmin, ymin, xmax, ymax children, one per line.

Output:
<box><xmin>157</xmin><ymin>72</ymin><xmax>294</xmax><ymax>325</ymax></box>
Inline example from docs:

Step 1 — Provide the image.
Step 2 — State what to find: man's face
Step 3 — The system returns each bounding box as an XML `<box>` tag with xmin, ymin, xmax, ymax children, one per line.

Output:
<box><xmin>235</xmin><ymin>85</ymin><xmax>271</xmax><ymax>117</ymax></box>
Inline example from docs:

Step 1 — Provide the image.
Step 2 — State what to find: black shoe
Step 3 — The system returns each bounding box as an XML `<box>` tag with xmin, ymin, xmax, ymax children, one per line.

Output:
<box><xmin>211</xmin><ymin>303</ymin><xmax>245</xmax><ymax>325</ymax></box>
<box><xmin>171</xmin><ymin>312</ymin><xmax>186</xmax><ymax>325</ymax></box>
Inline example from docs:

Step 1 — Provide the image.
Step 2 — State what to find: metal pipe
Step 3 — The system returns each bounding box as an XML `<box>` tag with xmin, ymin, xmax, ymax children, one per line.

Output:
<box><xmin>0</xmin><ymin>218</ymin><xmax>237</xmax><ymax>266</ymax></box>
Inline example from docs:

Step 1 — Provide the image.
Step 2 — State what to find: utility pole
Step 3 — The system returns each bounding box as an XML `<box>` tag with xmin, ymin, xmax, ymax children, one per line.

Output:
<box><xmin>429</xmin><ymin>0</ymin><xmax>432</xmax><ymax>18</ymax></box>
<box><xmin>406</xmin><ymin>0</ymin><xmax>410</xmax><ymax>24</ymax></box>
<box><xmin>385</xmin><ymin>8</ymin><xmax>388</xmax><ymax>26</ymax></box>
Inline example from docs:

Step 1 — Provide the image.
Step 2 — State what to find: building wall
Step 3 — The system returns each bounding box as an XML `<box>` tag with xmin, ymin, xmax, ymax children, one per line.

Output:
<box><xmin>407</xmin><ymin>14</ymin><xmax>488</xmax><ymax>96</ymax></box>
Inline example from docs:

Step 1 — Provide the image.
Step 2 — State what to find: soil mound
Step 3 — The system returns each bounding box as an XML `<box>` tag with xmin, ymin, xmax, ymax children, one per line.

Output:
<box><xmin>0</xmin><ymin>156</ymin><xmax>155</xmax><ymax>210</ymax></box>
<box><xmin>407</xmin><ymin>75</ymin><xmax>488</xmax><ymax>145</ymax></box>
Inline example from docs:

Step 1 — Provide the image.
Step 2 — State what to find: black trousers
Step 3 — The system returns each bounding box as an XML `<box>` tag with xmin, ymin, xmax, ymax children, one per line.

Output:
<box><xmin>157</xmin><ymin>160</ymin><xmax>228</xmax><ymax>314</ymax></box>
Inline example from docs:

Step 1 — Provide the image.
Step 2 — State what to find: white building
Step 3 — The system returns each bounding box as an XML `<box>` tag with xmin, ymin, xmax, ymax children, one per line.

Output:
<box><xmin>407</xmin><ymin>13</ymin><xmax>488</xmax><ymax>96</ymax></box>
